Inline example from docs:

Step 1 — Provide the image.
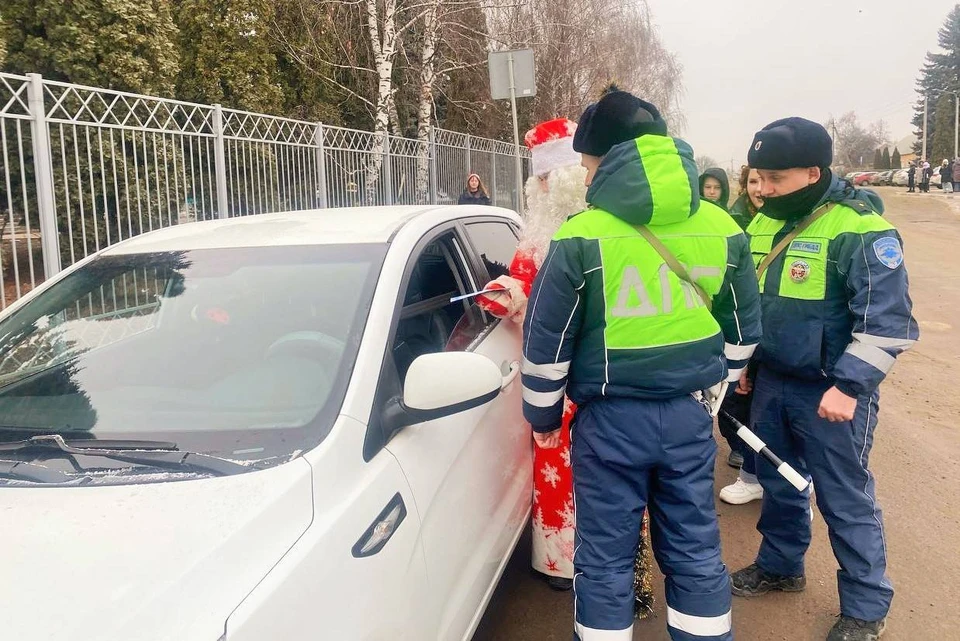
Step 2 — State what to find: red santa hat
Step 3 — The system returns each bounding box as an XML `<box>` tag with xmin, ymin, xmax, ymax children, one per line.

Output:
<box><xmin>524</xmin><ymin>118</ymin><xmax>580</xmax><ymax>177</ymax></box>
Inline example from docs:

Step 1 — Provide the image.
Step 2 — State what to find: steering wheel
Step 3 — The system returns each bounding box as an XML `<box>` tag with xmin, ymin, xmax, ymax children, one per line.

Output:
<box><xmin>265</xmin><ymin>331</ymin><xmax>347</xmax><ymax>364</ymax></box>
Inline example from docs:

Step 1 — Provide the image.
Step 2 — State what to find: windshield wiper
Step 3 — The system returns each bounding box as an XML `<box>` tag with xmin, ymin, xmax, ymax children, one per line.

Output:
<box><xmin>0</xmin><ymin>434</ymin><xmax>250</xmax><ymax>477</ymax></box>
<box><xmin>0</xmin><ymin>459</ymin><xmax>91</xmax><ymax>484</ymax></box>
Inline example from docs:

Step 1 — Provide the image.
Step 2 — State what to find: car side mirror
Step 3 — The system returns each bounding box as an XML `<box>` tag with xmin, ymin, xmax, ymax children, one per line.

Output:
<box><xmin>382</xmin><ymin>352</ymin><xmax>503</xmax><ymax>433</ymax></box>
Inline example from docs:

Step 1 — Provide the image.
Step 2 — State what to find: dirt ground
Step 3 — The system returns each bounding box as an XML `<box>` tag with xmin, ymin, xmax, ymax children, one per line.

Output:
<box><xmin>474</xmin><ymin>186</ymin><xmax>960</xmax><ymax>641</ymax></box>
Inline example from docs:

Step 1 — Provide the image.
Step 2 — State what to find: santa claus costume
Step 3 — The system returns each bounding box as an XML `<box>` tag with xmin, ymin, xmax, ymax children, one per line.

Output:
<box><xmin>477</xmin><ymin>119</ymin><xmax>654</xmax><ymax>617</ymax></box>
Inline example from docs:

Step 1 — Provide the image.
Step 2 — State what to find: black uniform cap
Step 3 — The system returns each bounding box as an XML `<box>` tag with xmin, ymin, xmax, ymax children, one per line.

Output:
<box><xmin>747</xmin><ymin>117</ymin><xmax>833</xmax><ymax>170</ymax></box>
<box><xmin>573</xmin><ymin>85</ymin><xmax>668</xmax><ymax>157</ymax></box>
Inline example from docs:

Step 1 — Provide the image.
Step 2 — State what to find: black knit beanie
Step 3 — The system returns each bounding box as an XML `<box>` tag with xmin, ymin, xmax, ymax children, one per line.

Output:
<box><xmin>748</xmin><ymin>117</ymin><xmax>833</xmax><ymax>170</ymax></box>
<box><xmin>573</xmin><ymin>86</ymin><xmax>668</xmax><ymax>157</ymax></box>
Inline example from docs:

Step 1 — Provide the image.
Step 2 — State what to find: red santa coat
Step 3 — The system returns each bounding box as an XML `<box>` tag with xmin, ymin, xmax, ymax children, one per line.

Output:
<box><xmin>503</xmin><ymin>249</ymin><xmax>576</xmax><ymax>578</ymax></box>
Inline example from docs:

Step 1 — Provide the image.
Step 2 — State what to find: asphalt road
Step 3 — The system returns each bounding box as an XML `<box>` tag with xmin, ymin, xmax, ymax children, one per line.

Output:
<box><xmin>473</xmin><ymin>187</ymin><xmax>960</xmax><ymax>641</ymax></box>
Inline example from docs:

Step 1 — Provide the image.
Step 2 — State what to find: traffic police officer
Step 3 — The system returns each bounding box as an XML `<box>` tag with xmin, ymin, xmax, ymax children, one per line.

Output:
<box><xmin>521</xmin><ymin>87</ymin><xmax>762</xmax><ymax>641</ymax></box>
<box><xmin>729</xmin><ymin>118</ymin><xmax>919</xmax><ymax>641</ymax></box>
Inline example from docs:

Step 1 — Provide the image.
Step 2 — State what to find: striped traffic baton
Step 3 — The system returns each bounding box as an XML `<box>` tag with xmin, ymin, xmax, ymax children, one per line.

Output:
<box><xmin>720</xmin><ymin>410</ymin><xmax>810</xmax><ymax>493</ymax></box>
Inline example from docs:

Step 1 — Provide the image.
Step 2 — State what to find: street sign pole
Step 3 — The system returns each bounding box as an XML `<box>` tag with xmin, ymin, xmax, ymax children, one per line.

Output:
<box><xmin>507</xmin><ymin>53</ymin><xmax>524</xmax><ymax>214</ymax></box>
<box><xmin>488</xmin><ymin>48</ymin><xmax>535</xmax><ymax>215</ymax></box>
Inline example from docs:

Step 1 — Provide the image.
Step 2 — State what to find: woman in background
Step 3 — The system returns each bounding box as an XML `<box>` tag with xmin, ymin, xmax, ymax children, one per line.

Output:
<box><xmin>718</xmin><ymin>165</ymin><xmax>764</xmax><ymax>505</ymax></box>
<box><xmin>457</xmin><ymin>173</ymin><xmax>492</xmax><ymax>205</ymax></box>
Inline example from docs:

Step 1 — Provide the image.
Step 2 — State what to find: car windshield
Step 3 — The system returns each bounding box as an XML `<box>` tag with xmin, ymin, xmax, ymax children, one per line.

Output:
<box><xmin>0</xmin><ymin>243</ymin><xmax>386</xmax><ymax>467</ymax></box>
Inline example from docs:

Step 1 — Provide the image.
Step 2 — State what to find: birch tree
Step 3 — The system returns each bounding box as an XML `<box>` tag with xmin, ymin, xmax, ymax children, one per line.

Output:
<box><xmin>414</xmin><ymin>0</ymin><xmax>441</xmax><ymax>201</ymax></box>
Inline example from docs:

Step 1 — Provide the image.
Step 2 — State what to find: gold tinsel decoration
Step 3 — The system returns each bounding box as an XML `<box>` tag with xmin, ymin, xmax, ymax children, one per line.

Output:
<box><xmin>634</xmin><ymin>511</ymin><xmax>655</xmax><ymax>619</ymax></box>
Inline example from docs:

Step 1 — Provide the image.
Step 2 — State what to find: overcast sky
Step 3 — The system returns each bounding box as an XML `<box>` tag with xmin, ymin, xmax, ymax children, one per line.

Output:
<box><xmin>646</xmin><ymin>0</ymin><xmax>958</xmax><ymax>169</ymax></box>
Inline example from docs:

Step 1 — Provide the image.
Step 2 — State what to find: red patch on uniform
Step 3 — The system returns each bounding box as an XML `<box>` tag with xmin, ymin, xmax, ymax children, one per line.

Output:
<box><xmin>789</xmin><ymin>260</ymin><xmax>810</xmax><ymax>283</ymax></box>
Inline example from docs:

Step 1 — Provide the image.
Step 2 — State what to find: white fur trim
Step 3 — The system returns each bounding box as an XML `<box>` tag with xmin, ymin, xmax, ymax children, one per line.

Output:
<box><xmin>495</xmin><ymin>275</ymin><xmax>529</xmax><ymax>323</ymax></box>
<box><xmin>481</xmin><ymin>275</ymin><xmax>529</xmax><ymax>323</ymax></box>
<box><xmin>531</xmin><ymin>137</ymin><xmax>581</xmax><ymax>177</ymax></box>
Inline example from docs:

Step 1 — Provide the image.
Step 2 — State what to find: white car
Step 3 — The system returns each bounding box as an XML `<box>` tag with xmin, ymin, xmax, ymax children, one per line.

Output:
<box><xmin>0</xmin><ymin>206</ymin><xmax>533</xmax><ymax>641</ymax></box>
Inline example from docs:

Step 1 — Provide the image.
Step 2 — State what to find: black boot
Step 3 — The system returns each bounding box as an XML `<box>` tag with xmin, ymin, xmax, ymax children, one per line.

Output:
<box><xmin>545</xmin><ymin>575</ymin><xmax>573</xmax><ymax>591</ymax></box>
<box><xmin>730</xmin><ymin>563</ymin><xmax>805</xmax><ymax>597</ymax></box>
<box><xmin>826</xmin><ymin>615</ymin><xmax>886</xmax><ymax>641</ymax></box>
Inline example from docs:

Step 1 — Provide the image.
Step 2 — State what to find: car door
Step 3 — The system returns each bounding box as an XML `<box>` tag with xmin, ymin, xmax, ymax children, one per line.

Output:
<box><xmin>377</xmin><ymin>224</ymin><xmax>530</xmax><ymax>641</ymax></box>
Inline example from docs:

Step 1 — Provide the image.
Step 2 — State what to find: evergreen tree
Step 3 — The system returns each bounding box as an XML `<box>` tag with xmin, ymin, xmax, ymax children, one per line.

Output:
<box><xmin>892</xmin><ymin>147</ymin><xmax>902</xmax><ymax>169</ymax></box>
<box><xmin>913</xmin><ymin>5</ymin><xmax>960</xmax><ymax>155</ymax></box>
<box><xmin>873</xmin><ymin>148</ymin><xmax>883</xmax><ymax>169</ymax></box>
<box><xmin>882</xmin><ymin>147</ymin><xmax>892</xmax><ymax>170</ymax></box>
<box><xmin>172</xmin><ymin>0</ymin><xmax>284</xmax><ymax>114</ymax></box>
<box><xmin>931</xmin><ymin>93</ymin><xmax>955</xmax><ymax>162</ymax></box>
<box><xmin>0</xmin><ymin>0</ymin><xmax>179</xmax><ymax>95</ymax></box>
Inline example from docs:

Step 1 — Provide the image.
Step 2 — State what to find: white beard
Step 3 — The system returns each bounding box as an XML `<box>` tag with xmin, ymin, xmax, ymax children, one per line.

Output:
<box><xmin>518</xmin><ymin>164</ymin><xmax>588</xmax><ymax>269</ymax></box>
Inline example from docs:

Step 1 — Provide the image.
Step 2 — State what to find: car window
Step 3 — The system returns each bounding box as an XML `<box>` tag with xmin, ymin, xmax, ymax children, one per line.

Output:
<box><xmin>392</xmin><ymin>233</ymin><xmax>486</xmax><ymax>381</ymax></box>
<box><xmin>0</xmin><ymin>244</ymin><xmax>386</xmax><ymax>470</ymax></box>
<box><xmin>464</xmin><ymin>221</ymin><xmax>519</xmax><ymax>282</ymax></box>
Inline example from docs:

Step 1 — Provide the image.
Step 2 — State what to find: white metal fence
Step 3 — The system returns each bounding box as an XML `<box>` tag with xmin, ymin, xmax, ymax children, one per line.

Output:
<box><xmin>0</xmin><ymin>72</ymin><xmax>530</xmax><ymax>308</ymax></box>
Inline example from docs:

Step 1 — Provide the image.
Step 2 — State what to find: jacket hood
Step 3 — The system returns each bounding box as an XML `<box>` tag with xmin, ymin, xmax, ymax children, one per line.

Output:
<box><xmin>699</xmin><ymin>168</ymin><xmax>730</xmax><ymax>211</ymax></box>
<box><xmin>586</xmin><ymin>135</ymin><xmax>700</xmax><ymax>226</ymax></box>
<box><xmin>820</xmin><ymin>172</ymin><xmax>886</xmax><ymax>215</ymax></box>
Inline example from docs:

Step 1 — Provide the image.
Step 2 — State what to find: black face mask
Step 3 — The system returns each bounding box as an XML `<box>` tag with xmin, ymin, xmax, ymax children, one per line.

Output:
<box><xmin>761</xmin><ymin>170</ymin><xmax>832</xmax><ymax>221</ymax></box>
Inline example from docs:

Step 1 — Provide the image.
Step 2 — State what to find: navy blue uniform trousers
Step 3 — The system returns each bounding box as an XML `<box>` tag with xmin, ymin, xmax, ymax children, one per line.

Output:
<box><xmin>752</xmin><ymin>367</ymin><xmax>893</xmax><ymax>621</ymax></box>
<box><xmin>572</xmin><ymin>395</ymin><xmax>732</xmax><ymax>641</ymax></box>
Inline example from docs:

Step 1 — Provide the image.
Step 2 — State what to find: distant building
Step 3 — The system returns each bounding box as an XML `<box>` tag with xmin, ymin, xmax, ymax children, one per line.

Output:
<box><xmin>889</xmin><ymin>134</ymin><xmax>918</xmax><ymax>165</ymax></box>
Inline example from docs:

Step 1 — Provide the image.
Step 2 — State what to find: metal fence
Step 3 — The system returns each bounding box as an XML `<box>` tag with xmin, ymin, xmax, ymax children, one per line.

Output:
<box><xmin>0</xmin><ymin>72</ymin><xmax>530</xmax><ymax>308</ymax></box>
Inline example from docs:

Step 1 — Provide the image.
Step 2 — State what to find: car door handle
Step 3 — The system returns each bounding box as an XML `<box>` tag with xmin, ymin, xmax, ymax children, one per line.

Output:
<box><xmin>501</xmin><ymin>360</ymin><xmax>521</xmax><ymax>391</ymax></box>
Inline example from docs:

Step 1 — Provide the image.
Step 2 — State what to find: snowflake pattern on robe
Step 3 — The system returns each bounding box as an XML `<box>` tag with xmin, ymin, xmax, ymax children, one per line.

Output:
<box><xmin>540</xmin><ymin>462</ymin><xmax>561</xmax><ymax>489</ymax></box>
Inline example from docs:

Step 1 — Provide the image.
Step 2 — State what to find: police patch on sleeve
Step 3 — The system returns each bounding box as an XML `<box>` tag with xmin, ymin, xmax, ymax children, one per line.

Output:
<box><xmin>873</xmin><ymin>237</ymin><xmax>903</xmax><ymax>270</ymax></box>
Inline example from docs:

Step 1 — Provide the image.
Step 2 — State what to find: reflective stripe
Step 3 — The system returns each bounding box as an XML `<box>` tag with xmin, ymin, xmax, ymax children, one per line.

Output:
<box><xmin>726</xmin><ymin>366</ymin><xmax>746</xmax><ymax>382</ymax></box>
<box><xmin>667</xmin><ymin>607</ymin><xmax>732</xmax><ymax>636</ymax></box>
<box><xmin>522</xmin><ymin>357</ymin><xmax>571</xmax><ymax>381</ymax></box>
<box><xmin>852</xmin><ymin>332</ymin><xmax>916</xmax><ymax>350</ymax></box>
<box><xmin>574</xmin><ymin>621</ymin><xmax>633</xmax><ymax>640</ymax></box>
<box><xmin>724</xmin><ymin>342</ymin><xmax>756</xmax><ymax>360</ymax></box>
<box><xmin>522</xmin><ymin>384</ymin><xmax>565</xmax><ymax>408</ymax></box>
<box><xmin>846</xmin><ymin>342</ymin><xmax>896</xmax><ymax>373</ymax></box>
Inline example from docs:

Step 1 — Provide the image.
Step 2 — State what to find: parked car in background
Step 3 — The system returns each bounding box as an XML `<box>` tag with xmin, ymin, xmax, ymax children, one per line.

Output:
<box><xmin>854</xmin><ymin>172</ymin><xmax>878</xmax><ymax>186</ymax></box>
<box><xmin>0</xmin><ymin>205</ymin><xmax>533</xmax><ymax>641</ymax></box>
<box><xmin>892</xmin><ymin>169</ymin><xmax>911</xmax><ymax>186</ymax></box>
<box><xmin>874</xmin><ymin>170</ymin><xmax>899</xmax><ymax>186</ymax></box>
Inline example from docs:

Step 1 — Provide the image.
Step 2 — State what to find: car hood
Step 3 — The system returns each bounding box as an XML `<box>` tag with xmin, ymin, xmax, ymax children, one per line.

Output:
<box><xmin>0</xmin><ymin>459</ymin><xmax>314</xmax><ymax>641</ymax></box>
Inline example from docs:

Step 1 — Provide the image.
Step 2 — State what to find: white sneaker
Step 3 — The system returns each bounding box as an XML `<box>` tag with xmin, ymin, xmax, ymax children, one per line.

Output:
<box><xmin>719</xmin><ymin>478</ymin><xmax>764</xmax><ymax>505</ymax></box>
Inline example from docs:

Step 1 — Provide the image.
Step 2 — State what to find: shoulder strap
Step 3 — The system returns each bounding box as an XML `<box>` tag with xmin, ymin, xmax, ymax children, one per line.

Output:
<box><xmin>840</xmin><ymin>198</ymin><xmax>875</xmax><ymax>215</ymax></box>
<box><xmin>756</xmin><ymin>203</ymin><xmax>837</xmax><ymax>281</ymax></box>
<box><xmin>635</xmin><ymin>225</ymin><xmax>712</xmax><ymax>311</ymax></box>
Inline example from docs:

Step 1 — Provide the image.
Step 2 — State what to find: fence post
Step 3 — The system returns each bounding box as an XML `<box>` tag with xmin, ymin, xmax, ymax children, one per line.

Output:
<box><xmin>465</xmin><ymin>134</ymin><xmax>472</xmax><ymax>176</ymax></box>
<box><xmin>26</xmin><ymin>73</ymin><xmax>61</xmax><ymax>278</ymax></box>
<box><xmin>383</xmin><ymin>133</ymin><xmax>394</xmax><ymax>205</ymax></box>
<box><xmin>490</xmin><ymin>152</ymin><xmax>498</xmax><ymax>207</ymax></box>
<box><xmin>315</xmin><ymin>122</ymin><xmax>328</xmax><ymax>209</ymax></box>
<box><xmin>429</xmin><ymin>127</ymin><xmax>439</xmax><ymax>205</ymax></box>
<box><xmin>212</xmin><ymin>104</ymin><xmax>230</xmax><ymax>219</ymax></box>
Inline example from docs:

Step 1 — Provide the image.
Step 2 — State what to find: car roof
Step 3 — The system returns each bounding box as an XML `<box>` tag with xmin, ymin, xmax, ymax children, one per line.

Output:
<box><xmin>103</xmin><ymin>205</ymin><xmax>518</xmax><ymax>254</ymax></box>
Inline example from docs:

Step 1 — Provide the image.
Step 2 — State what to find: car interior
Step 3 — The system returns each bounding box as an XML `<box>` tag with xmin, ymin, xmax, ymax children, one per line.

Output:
<box><xmin>391</xmin><ymin>234</ymin><xmax>482</xmax><ymax>382</ymax></box>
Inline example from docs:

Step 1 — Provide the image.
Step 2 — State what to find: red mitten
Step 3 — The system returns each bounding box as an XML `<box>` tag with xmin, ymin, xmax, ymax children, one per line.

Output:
<box><xmin>476</xmin><ymin>275</ymin><xmax>529</xmax><ymax>323</ymax></box>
